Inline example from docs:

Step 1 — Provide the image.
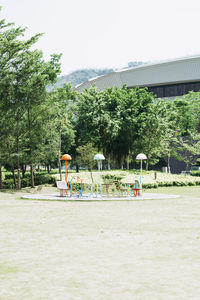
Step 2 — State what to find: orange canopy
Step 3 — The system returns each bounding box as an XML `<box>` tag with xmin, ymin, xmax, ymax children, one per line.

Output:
<box><xmin>61</xmin><ymin>154</ymin><xmax>72</xmax><ymax>161</ymax></box>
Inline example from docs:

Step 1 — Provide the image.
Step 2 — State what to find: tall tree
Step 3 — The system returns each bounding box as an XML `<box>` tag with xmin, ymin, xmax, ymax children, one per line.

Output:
<box><xmin>46</xmin><ymin>84</ymin><xmax>75</xmax><ymax>180</ymax></box>
<box><xmin>0</xmin><ymin>10</ymin><xmax>61</xmax><ymax>187</ymax></box>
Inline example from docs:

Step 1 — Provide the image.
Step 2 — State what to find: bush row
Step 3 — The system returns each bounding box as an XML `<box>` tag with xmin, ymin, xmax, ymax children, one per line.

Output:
<box><xmin>2</xmin><ymin>174</ymin><xmax>56</xmax><ymax>189</ymax></box>
<box><xmin>4</xmin><ymin>170</ymin><xmax>58</xmax><ymax>180</ymax></box>
<box><xmin>190</xmin><ymin>171</ymin><xmax>200</xmax><ymax>177</ymax></box>
<box><xmin>143</xmin><ymin>180</ymin><xmax>200</xmax><ymax>189</ymax></box>
<box><xmin>102</xmin><ymin>174</ymin><xmax>125</xmax><ymax>183</ymax></box>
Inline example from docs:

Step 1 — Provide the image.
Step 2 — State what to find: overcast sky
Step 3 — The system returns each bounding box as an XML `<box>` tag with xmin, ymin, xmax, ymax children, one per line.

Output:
<box><xmin>1</xmin><ymin>0</ymin><xmax>200</xmax><ymax>75</ymax></box>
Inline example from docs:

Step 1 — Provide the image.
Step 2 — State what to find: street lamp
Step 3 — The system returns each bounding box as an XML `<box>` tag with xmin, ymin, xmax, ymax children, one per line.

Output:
<box><xmin>94</xmin><ymin>153</ymin><xmax>105</xmax><ymax>196</ymax></box>
<box><xmin>61</xmin><ymin>154</ymin><xmax>72</xmax><ymax>184</ymax></box>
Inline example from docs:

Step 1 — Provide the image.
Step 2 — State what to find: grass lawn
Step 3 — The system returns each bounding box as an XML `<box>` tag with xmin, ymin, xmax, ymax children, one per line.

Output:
<box><xmin>0</xmin><ymin>186</ymin><xmax>200</xmax><ymax>299</ymax></box>
<box><xmin>53</xmin><ymin>169</ymin><xmax>200</xmax><ymax>188</ymax></box>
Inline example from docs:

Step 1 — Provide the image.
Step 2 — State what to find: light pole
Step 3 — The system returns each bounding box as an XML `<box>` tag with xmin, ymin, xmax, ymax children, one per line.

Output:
<box><xmin>61</xmin><ymin>154</ymin><xmax>72</xmax><ymax>184</ymax></box>
<box><xmin>94</xmin><ymin>154</ymin><xmax>105</xmax><ymax>197</ymax></box>
<box><xmin>136</xmin><ymin>153</ymin><xmax>147</xmax><ymax>194</ymax></box>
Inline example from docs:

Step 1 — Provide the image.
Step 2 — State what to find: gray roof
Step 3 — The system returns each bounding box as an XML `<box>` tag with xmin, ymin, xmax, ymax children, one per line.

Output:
<box><xmin>75</xmin><ymin>55</ymin><xmax>200</xmax><ymax>92</ymax></box>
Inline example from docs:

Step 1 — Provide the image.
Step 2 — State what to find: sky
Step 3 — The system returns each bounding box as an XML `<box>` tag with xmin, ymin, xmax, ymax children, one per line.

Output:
<box><xmin>1</xmin><ymin>0</ymin><xmax>200</xmax><ymax>75</ymax></box>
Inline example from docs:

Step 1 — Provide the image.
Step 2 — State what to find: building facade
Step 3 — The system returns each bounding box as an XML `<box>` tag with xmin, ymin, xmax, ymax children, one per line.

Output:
<box><xmin>75</xmin><ymin>55</ymin><xmax>200</xmax><ymax>98</ymax></box>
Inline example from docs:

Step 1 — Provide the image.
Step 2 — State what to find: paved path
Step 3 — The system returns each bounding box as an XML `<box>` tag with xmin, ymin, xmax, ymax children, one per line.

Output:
<box><xmin>21</xmin><ymin>193</ymin><xmax>180</xmax><ymax>201</ymax></box>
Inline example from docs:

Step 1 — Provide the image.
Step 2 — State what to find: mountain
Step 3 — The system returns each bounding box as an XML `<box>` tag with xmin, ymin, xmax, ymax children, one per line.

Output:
<box><xmin>56</xmin><ymin>68</ymin><xmax>114</xmax><ymax>88</ymax></box>
<box><xmin>55</xmin><ymin>61</ymin><xmax>146</xmax><ymax>88</ymax></box>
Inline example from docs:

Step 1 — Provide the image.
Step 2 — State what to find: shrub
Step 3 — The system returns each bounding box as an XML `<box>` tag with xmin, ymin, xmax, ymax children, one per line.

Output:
<box><xmin>102</xmin><ymin>174</ymin><xmax>125</xmax><ymax>183</ymax></box>
<box><xmin>2</xmin><ymin>179</ymin><xmax>15</xmax><ymax>189</ymax></box>
<box><xmin>143</xmin><ymin>183</ymin><xmax>158</xmax><ymax>189</ymax></box>
<box><xmin>34</xmin><ymin>174</ymin><xmax>56</xmax><ymax>185</ymax></box>
<box><xmin>2</xmin><ymin>174</ymin><xmax>56</xmax><ymax>189</ymax></box>
<box><xmin>4</xmin><ymin>173</ymin><xmax>14</xmax><ymax>180</ymax></box>
<box><xmin>190</xmin><ymin>171</ymin><xmax>200</xmax><ymax>177</ymax></box>
<box><xmin>20</xmin><ymin>178</ymin><xmax>30</xmax><ymax>187</ymax></box>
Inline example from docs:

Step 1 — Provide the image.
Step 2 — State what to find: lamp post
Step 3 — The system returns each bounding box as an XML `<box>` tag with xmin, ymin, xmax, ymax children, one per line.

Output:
<box><xmin>136</xmin><ymin>153</ymin><xmax>147</xmax><ymax>194</ymax></box>
<box><xmin>61</xmin><ymin>154</ymin><xmax>72</xmax><ymax>184</ymax></box>
<box><xmin>94</xmin><ymin>154</ymin><xmax>105</xmax><ymax>196</ymax></box>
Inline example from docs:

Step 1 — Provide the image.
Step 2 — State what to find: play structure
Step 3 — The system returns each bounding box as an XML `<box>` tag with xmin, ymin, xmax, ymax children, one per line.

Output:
<box><xmin>56</xmin><ymin>177</ymin><xmax>142</xmax><ymax>198</ymax></box>
<box><xmin>56</xmin><ymin>153</ymin><xmax>146</xmax><ymax>199</ymax></box>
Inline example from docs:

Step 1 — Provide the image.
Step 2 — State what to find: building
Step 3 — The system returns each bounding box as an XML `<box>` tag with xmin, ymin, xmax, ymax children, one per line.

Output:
<box><xmin>75</xmin><ymin>55</ymin><xmax>200</xmax><ymax>98</ymax></box>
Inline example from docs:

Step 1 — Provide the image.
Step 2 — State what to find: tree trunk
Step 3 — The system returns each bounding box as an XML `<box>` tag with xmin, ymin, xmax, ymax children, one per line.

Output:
<box><xmin>58</xmin><ymin>130</ymin><xmax>62</xmax><ymax>180</ymax></box>
<box><xmin>145</xmin><ymin>157</ymin><xmax>149</xmax><ymax>171</ymax></box>
<box><xmin>167</xmin><ymin>151</ymin><xmax>171</xmax><ymax>173</ymax></box>
<box><xmin>89</xmin><ymin>168</ymin><xmax>94</xmax><ymax>183</ymax></box>
<box><xmin>30</xmin><ymin>163</ymin><xmax>34</xmax><ymax>188</ymax></box>
<box><xmin>16</xmin><ymin>115</ymin><xmax>21</xmax><ymax>189</ymax></box>
<box><xmin>37</xmin><ymin>164</ymin><xmax>41</xmax><ymax>172</ymax></box>
<box><xmin>107</xmin><ymin>154</ymin><xmax>111</xmax><ymax>170</ymax></box>
<box><xmin>17</xmin><ymin>166</ymin><xmax>21</xmax><ymax>189</ymax></box>
<box><xmin>22</xmin><ymin>164</ymin><xmax>26</xmax><ymax>178</ymax></box>
<box><xmin>47</xmin><ymin>164</ymin><xmax>50</xmax><ymax>174</ymax></box>
<box><xmin>126</xmin><ymin>155</ymin><xmax>130</xmax><ymax>170</ymax></box>
<box><xmin>11</xmin><ymin>165</ymin><xmax>17</xmax><ymax>189</ymax></box>
<box><xmin>0</xmin><ymin>164</ymin><xmax>2</xmax><ymax>189</ymax></box>
<box><xmin>76</xmin><ymin>164</ymin><xmax>79</xmax><ymax>173</ymax></box>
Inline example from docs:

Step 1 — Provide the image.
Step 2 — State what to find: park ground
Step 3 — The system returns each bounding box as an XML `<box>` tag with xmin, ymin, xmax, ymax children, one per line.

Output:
<box><xmin>0</xmin><ymin>185</ymin><xmax>200</xmax><ymax>299</ymax></box>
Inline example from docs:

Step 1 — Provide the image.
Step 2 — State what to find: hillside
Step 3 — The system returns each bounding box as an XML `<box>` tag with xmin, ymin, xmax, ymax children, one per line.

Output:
<box><xmin>55</xmin><ymin>61</ymin><xmax>145</xmax><ymax>88</ymax></box>
<box><xmin>56</xmin><ymin>68</ymin><xmax>114</xmax><ymax>88</ymax></box>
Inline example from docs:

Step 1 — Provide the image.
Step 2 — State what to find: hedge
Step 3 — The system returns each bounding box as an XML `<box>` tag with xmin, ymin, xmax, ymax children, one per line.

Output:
<box><xmin>2</xmin><ymin>174</ymin><xmax>56</xmax><ymax>189</ymax></box>
<box><xmin>190</xmin><ymin>170</ymin><xmax>200</xmax><ymax>177</ymax></box>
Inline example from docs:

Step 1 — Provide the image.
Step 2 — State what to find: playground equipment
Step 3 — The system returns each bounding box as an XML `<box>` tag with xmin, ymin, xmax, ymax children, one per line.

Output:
<box><xmin>69</xmin><ymin>176</ymin><xmax>84</xmax><ymax>197</ymax></box>
<box><xmin>56</xmin><ymin>153</ymin><xmax>144</xmax><ymax>199</ymax></box>
<box><xmin>56</xmin><ymin>180</ymin><xmax>68</xmax><ymax>196</ymax></box>
<box><xmin>136</xmin><ymin>153</ymin><xmax>147</xmax><ymax>196</ymax></box>
<box><xmin>94</xmin><ymin>154</ymin><xmax>105</xmax><ymax>197</ymax></box>
<box><xmin>56</xmin><ymin>178</ymin><xmax>142</xmax><ymax>199</ymax></box>
<box><xmin>61</xmin><ymin>154</ymin><xmax>72</xmax><ymax>184</ymax></box>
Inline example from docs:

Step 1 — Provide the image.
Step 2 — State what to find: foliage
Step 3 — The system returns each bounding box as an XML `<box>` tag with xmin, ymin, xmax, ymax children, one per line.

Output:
<box><xmin>2</xmin><ymin>174</ymin><xmax>56</xmax><ymax>189</ymax></box>
<box><xmin>0</xmin><ymin>9</ymin><xmax>61</xmax><ymax>188</ymax></box>
<box><xmin>76</xmin><ymin>143</ymin><xmax>97</xmax><ymax>183</ymax></box>
<box><xmin>190</xmin><ymin>170</ymin><xmax>200</xmax><ymax>177</ymax></box>
<box><xmin>102</xmin><ymin>174</ymin><xmax>125</xmax><ymax>183</ymax></box>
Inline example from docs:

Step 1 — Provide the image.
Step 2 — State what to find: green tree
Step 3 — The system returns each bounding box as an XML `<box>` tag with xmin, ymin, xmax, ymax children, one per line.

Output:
<box><xmin>0</xmin><ymin>11</ymin><xmax>61</xmax><ymax>188</ymax></box>
<box><xmin>177</xmin><ymin>132</ymin><xmax>200</xmax><ymax>170</ymax></box>
<box><xmin>0</xmin><ymin>13</ymin><xmax>42</xmax><ymax>188</ymax></box>
<box><xmin>46</xmin><ymin>84</ymin><xmax>75</xmax><ymax>180</ymax></box>
<box><xmin>76</xmin><ymin>143</ymin><xmax>97</xmax><ymax>183</ymax></box>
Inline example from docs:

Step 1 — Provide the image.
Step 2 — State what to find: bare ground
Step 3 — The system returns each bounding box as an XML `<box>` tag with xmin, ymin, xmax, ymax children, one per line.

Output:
<box><xmin>0</xmin><ymin>186</ymin><xmax>200</xmax><ymax>300</ymax></box>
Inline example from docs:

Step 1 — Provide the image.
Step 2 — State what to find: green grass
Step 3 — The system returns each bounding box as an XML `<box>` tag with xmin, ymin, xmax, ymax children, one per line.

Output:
<box><xmin>0</xmin><ymin>186</ymin><xmax>200</xmax><ymax>299</ymax></box>
<box><xmin>0</xmin><ymin>264</ymin><xmax>19</xmax><ymax>275</ymax></box>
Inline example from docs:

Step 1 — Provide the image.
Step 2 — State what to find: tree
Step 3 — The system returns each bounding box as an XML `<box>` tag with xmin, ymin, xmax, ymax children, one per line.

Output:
<box><xmin>0</xmin><ymin>10</ymin><xmax>61</xmax><ymax>187</ymax></box>
<box><xmin>46</xmin><ymin>84</ymin><xmax>75</xmax><ymax>180</ymax></box>
<box><xmin>112</xmin><ymin>86</ymin><xmax>156</xmax><ymax>168</ymax></box>
<box><xmin>0</xmin><ymin>12</ymin><xmax>42</xmax><ymax>188</ymax></box>
<box><xmin>76</xmin><ymin>86</ymin><xmax>159</xmax><ymax>169</ymax></box>
<box><xmin>177</xmin><ymin>132</ymin><xmax>200</xmax><ymax>170</ymax></box>
<box><xmin>76</xmin><ymin>143</ymin><xmax>97</xmax><ymax>183</ymax></box>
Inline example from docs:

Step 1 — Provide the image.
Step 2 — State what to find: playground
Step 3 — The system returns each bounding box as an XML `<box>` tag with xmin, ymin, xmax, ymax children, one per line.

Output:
<box><xmin>0</xmin><ymin>185</ymin><xmax>200</xmax><ymax>299</ymax></box>
<box><xmin>21</xmin><ymin>153</ymin><xmax>180</xmax><ymax>201</ymax></box>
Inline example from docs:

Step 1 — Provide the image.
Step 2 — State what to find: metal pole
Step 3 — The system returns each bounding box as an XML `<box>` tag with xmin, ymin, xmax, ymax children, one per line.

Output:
<box><xmin>140</xmin><ymin>159</ymin><xmax>142</xmax><ymax>195</ymax></box>
<box><xmin>65</xmin><ymin>160</ymin><xmax>68</xmax><ymax>183</ymax></box>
